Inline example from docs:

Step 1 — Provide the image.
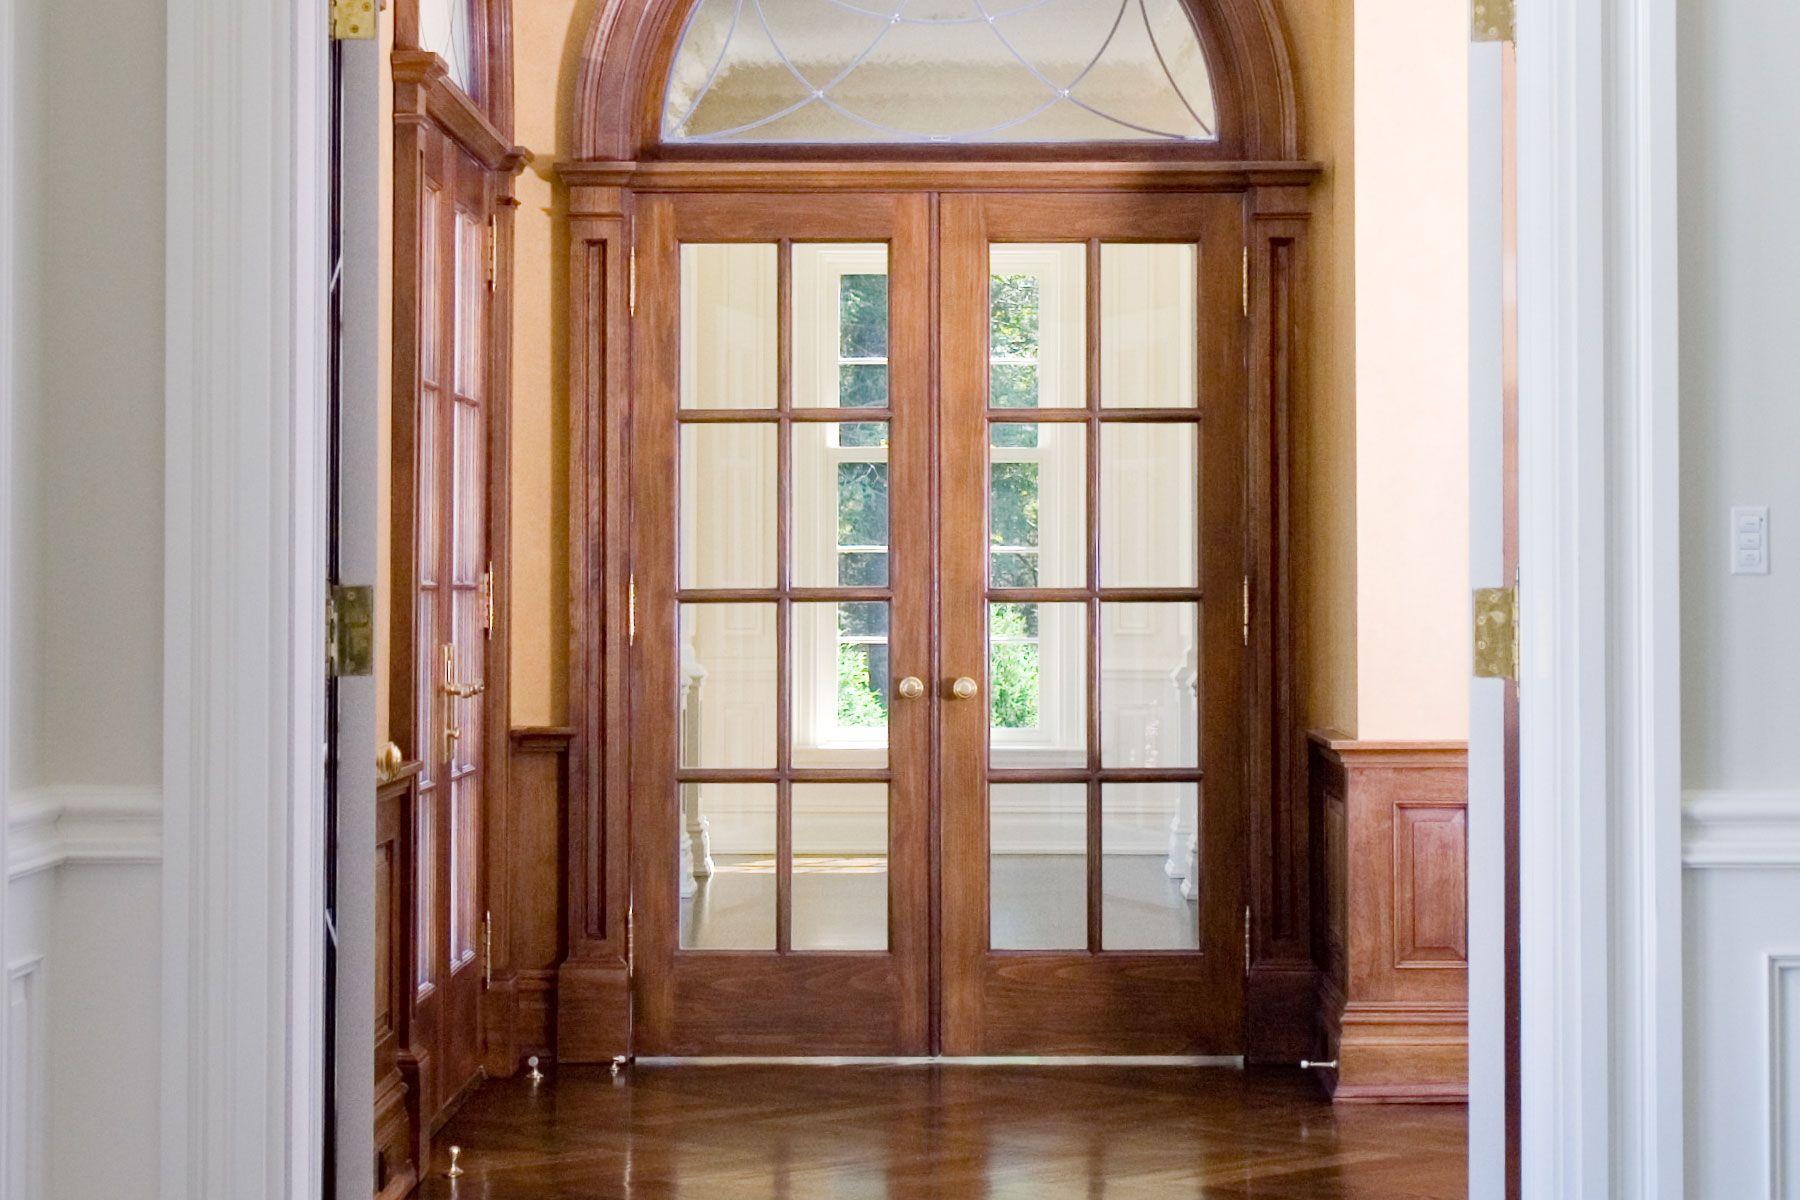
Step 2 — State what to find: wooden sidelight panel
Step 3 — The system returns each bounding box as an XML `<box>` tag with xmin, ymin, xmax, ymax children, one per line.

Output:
<box><xmin>389</xmin><ymin>38</ymin><xmax>526</xmax><ymax>1133</ymax></box>
<box><xmin>1308</xmin><ymin>733</ymin><xmax>1469</xmax><ymax>1102</ymax></box>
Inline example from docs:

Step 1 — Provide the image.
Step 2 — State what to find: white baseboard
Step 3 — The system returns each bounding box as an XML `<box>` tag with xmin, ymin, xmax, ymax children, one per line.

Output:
<box><xmin>1683</xmin><ymin>790</ymin><xmax>1800</xmax><ymax>869</ymax></box>
<box><xmin>6</xmin><ymin>787</ymin><xmax>162</xmax><ymax>880</ymax></box>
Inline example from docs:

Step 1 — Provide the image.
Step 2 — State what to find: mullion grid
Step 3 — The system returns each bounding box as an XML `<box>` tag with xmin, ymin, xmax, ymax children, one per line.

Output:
<box><xmin>675</xmin><ymin>239</ymin><xmax>894</xmax><ymax>955</ymax></box>
<box><xmin>984</xmin><ymin>238</ymin><xmax>1204</xmax><ymax>955</ymax></box>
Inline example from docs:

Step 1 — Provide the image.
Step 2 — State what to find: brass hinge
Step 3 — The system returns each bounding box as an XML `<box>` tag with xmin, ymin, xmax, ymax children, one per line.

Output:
<box><xmin>1473</xmin><ymin>586</ymin><xmax>1519</xmax><ymax>680</ymax></box>
<box><xmin>1241</xmin><ymin>247</ymin><xmax>1250</xmax><ymax>317</ymax></box>
<box><xmin>486</xmin><ymin>218</ymin><xmax>497</xmax><ymax>288</ymax></box>
<box><xmin>329</xmin><ymin>0</ymin><xmax>377</xmax><ymax>40</ymax></box>
<box><xmin>1472</xmin><ymin>0</ymin><xmax>1514</xmax><ymax>42</ymax></box>
<box><xmin>628</xmin><ymin>575</ymin><xmax>637</xmax><ymax>644</ymax></box>
<box><xmin>1243</xmin><ymin>906</ymin><xmax>1252</xmax><ymax>973</ymax></box>
<box><xmin>326</xmin><ymin>584</ymin><xmax>375</xmax><ymax>677</ymax></box>
<box><xmin>482</xmin><ymin>911</ymin><xmax>492</xmax><ymax>987</ymax></box>
<box><xmin>480</xmin><ymin>562</ymin><xmax>495</xmax><ymax>637</ymax></box>
<box><xmin>628</xmin><ymin>247</ymin><xmax>637</xmax><ymax>316</ymax></box>
<box><xmin>1241</xmin><ymin>575</ymin><xmax>1251</xmax><ymax>647</ymax></box>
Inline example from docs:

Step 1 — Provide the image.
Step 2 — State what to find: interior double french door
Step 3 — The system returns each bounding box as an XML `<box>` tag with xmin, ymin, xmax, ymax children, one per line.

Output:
<box><xmin>631</xmin><ymin>189</ymin><xmax>1249</xmax><ymax>1056</ymax></box>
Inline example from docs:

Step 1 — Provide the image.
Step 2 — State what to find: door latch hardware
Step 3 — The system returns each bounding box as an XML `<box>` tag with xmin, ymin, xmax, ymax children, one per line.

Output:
<box><xmin>327</xmin><ymin>585</ymin><xmax>375</xmax><ymax>677</ymax></box>
<box><xmin>1473</xmin><ymin>586</ymin><xmax>1519</xmax><ymax>680</ymax></box>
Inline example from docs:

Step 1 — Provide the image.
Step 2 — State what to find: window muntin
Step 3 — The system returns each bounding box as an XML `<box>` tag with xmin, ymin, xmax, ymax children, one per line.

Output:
<box><xmin>661</xmin><ymin>0</ymin><xmax>1218</xmax><ymax>144</ymax></box>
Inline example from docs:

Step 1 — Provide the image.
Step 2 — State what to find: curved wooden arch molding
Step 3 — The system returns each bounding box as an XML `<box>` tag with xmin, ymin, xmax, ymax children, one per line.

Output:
<box><xmin>568</xmin><ymin>0</ymin><xmax>1302</xmax><ymax>161</ymax></box>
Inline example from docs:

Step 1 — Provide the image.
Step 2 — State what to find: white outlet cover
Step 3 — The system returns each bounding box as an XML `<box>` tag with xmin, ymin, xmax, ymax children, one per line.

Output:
<box><xmin>1731</xmin><ymin>506</ymin><xmax>1770</xmax><ymax>575</ymax></box>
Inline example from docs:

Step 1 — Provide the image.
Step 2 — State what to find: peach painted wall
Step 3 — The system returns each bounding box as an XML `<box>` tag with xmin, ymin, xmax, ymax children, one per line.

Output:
<box><xmin>1351</xmin><ymin>0</ymin><xmax>1470</xmax><ymax>741</ymax></box>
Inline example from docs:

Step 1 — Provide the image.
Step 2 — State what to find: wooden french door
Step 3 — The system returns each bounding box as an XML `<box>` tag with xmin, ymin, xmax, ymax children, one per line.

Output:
<box><xmin>407</xmin><ymin>129</ymin><xmax>494</xmax><ymax>1106</ymax></box>
<box><xmin>938</xmin><ymin>193</ymin><xmax>1248</xmax><ymax>1054</ymax></box>
<box><xmin>632</xmin><ymin>188</ymin><xmax>1249</xmax><ymax>1057</ymax></box>
<box><xmin>632</xmin><ymin>192</ymin><xmax>934</xmax><ymax>1054</ymax></box>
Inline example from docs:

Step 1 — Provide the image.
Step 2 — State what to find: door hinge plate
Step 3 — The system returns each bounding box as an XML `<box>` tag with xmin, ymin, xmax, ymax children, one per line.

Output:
<box><xmin>1243</xmin><ymin>905</ymin><xmax>1252</xmax><ymax>973</ymax></box>
<box><xmin>1473</xmin><ymin>586</ymin><xmax>1519</xmax><ymax>680</ymax></box>
<box><xmin>1472</xmin><ymin>0</ymin><xmax>1514</xmax><ymax>42</ymax></box>
<box><xmin>482</xmin><ymin>911</ymin><xmax>493</xmax><ymax>987</ymax></box>
<box><xmin>1241</xmin><ymin>247</ymin><xmax>1250</xmax><ymax>317</ymax></box>
<box><xmin>327</xmin><ymin>584</ymin><xmax>376</xmax><ymax>677</ymax></box>
<box><xmin>628</xmin><ymin>247</ymin><xmax>637</xmax><ymax>316</ymax></box>
<box><xmin>330</xmin><ymin>0</ymin><xmax>377</xmax><ymax>40</ymax></box>
<box><xmin>1241</xmin><ymin>575</ymin><xmax>1251</xmax><ymax>647</ymax></box>
<box><xmin>628</xmin><ymin>575</ymin><xmax>637</xmax><ymax>645</ymax></box>
<box><xmin>481</xmin><ymin>562</ymin><xmax>495</xmax><ymax>637</ymax></box>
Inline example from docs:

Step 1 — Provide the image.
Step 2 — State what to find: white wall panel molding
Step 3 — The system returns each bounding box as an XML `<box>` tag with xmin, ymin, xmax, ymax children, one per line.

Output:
<box><xmin>6</xmin><ymin>787</ymin><xmax>162</xmax><ymax>880</ymax></box>
<box><xmin>1684</xmin><ymin>791</ymin><xmax>1800</xmax><ymax>869</ymax></box>
<box><xmin>1515</xmin><ymin>0</ymin><xmax>1683</xmax><ymax>1192</ymax></box>
<box><xmin>163</xmin><ymin>0</ymin><xmax>329</xmax><ymax>1196</ymax></box>
<box><xmin>1769</xmin><ymin>952</ymin><xmax>1800</xmax><ymax>1199</ymax></box>
<box><xmin>5</xmin><ymin>955</ymin><xmax>44</xmax><ymax>1200</ymax></box>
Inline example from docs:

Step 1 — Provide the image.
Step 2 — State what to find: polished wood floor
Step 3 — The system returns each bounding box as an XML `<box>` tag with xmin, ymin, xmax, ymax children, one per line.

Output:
<box><xmin>418</xmin><ymin>1063</ymin><xmax>1466</xmax><ymax>1199</ymax></box>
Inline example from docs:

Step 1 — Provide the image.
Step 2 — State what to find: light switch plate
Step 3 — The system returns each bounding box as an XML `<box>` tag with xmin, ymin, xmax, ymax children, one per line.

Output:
<box><xmin>1731</xmin><ymin>506</ymin><xmax>1770</xmax><ymax>575</ymax></box>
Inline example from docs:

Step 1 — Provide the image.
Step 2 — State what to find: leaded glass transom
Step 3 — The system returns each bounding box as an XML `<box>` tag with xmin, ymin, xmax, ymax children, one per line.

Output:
<box><xmin>419</xmin><ymin>0</ymin><xmax>480</xmax><ymax>99</ymax></box>
<box><xmin>661</xmin><ymin>0</ymin><xmax>1217</xmax><ymax>144</ymax></box>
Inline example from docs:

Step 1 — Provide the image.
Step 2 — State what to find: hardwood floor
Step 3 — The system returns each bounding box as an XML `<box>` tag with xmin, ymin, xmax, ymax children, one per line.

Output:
<box><xmin>418</xmin><ymin>1063</ymin><xmax>1466</xmax><ymax>1198</ymax></box>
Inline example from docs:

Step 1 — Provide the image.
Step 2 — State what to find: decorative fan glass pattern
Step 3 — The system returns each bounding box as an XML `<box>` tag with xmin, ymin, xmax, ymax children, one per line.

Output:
<box><xmin>420</xmin><ymin>0</ymin><xmax>479</xmax><ymax>98</ymax></box>
<box><xmin>661</xmin><ymin>0</ymin><xmax>1217</xmax><ymax>144</ymax></box>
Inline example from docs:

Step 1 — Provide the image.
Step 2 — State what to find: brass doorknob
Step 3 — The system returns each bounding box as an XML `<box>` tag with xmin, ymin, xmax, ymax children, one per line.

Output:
<box><xmin>951</xmin><ymin>676</ymin><xmax>979</xmax><ymax>700</ymax></box>
<box><xmin>896</xmin><ymin>676</ymin><xmax>925</xmax><ymax>700</ymax></box>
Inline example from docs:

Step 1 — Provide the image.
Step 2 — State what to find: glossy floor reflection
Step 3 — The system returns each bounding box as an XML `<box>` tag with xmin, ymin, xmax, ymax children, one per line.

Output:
<box><xmin>417</xmin><ymin>1063</ymin><xmax>1466</xmax><ymax>1199</ymax></box>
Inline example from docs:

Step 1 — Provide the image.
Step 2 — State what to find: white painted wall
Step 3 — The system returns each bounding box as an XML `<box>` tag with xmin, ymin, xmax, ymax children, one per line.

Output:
<box><xmin>1679</xmin><ymin>0</ymin><xmax>1800</xmax><ymax>1193</ymax></box>
<box><xmin>5</xmin><ymin>0</ymin><xmax>167</xmax><ymax>1196</ymax></box>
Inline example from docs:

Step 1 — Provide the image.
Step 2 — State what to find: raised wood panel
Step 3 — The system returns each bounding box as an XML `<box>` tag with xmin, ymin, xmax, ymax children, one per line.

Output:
<box><xmin>1308</xmin><ymin>734</ymin><xmax>1468</xmax><ymax>1103</ymax></box>
<box><xmin>1394</xmin><ymin>802</ymin><xmax>1468</xmax><ymax>967</ymax></box>
<box><xmin>483</xmin><ymin>727</ymin><xmax>573</xmax><ymax>1072</ymax></box>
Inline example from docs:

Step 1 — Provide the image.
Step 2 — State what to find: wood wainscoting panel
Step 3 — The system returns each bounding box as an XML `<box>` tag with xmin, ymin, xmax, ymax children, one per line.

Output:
<box><xmin>376</xmin><ymin>764</ymin><xmax>423</xmax><ymax>1199</ymax></box>
<box><xmin>1308</xmin><ymin>734</ymin><xmax>1468</xmax><ymax>1103</ymax></box>
<box><xmin>483</xmin><ymin>726</ymin><xmax>575</xmax><ymax>1074</ymax></box>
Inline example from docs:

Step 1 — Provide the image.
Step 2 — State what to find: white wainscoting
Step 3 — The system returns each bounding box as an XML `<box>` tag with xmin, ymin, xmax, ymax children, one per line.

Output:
<box><xmin>1684</xmin><ymin>789</ymin><xmax>1800</xmax><ymax>1198</ymax></box>
<box><xmin>5</xmin><ymin>789</ymin><xmax>160</xmax><ymax>1200</ymax></box>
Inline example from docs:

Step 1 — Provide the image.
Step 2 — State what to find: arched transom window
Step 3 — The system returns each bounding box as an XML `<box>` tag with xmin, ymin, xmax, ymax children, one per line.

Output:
<box><xmin>661</xmin><ymin>0</ymin><xmax>1218</xmax><ymax>144</ymax></box>
<box><xmin>419</xmin><ymin>0</ymin><xmax>481</xmax><ymax>99</ymax></box>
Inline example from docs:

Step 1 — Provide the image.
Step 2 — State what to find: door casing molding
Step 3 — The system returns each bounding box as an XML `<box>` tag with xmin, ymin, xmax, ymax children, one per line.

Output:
<box><xmin>163</xmin><ymin>0</ymin><xmax>330</xmax><ymax>1196</ymax></box>
<box><xmin>1513</xmin><ymin>0</ymin><xmax>1683</xmax><ymax>1193</ymax></box>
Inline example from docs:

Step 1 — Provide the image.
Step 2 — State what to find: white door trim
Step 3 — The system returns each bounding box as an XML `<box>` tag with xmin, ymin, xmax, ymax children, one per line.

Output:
<box><xmin>162</xmin><ymin>1</ymin><xmax>330</xmax><ymax>1197</ymax></box>
<box><xmin>1514</xmin><ymin>0</ymin><xmax>1684</xmax><ymax>1194</ymax></box>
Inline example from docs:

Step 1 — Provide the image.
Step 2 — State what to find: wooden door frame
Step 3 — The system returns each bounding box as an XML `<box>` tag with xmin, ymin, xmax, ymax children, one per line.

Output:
<box><xmin>559</xmin><ymin>0</ymin><xmax>1320</xmax><ymax>1062</ymax></box>
<box><xmin>561</xmin><ymin>160</ymin><xmax>1318</xmax><ymax>1060</ymax></box>
<box><xmin>386</xmin><ymin>4</ymin><xmax>529</xmax><ymax>1141</ymax></box>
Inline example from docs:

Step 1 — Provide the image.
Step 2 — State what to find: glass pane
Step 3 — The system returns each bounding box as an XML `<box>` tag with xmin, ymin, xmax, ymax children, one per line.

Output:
<box><xmin>416</xmin><ymin>791</ymin><xmax>435</xmax><ymax>987</ymax></box>
<box><xmin>662</xmin><ymin>0</ymin><xmax>1217</xmax><ymax>144</ymax></box>
<box><xmin>681</xmin><ymin>423</ymin><xmax>777</xmax><ymax>588</ymax></box>
<box><xmin>450</xmin><ymin>774</ymin><xmax>478</xmax><ymax>966</ymax></box>
<box><xmin>421</xmin><ymin>186</ymin><xmax>442</xmax><ymax>385</ymax></box>
<box><xmin>679</xmin><ymin>783</ymin><xmax>776</xmax><ymax>950</ymax></box>
<box><xmin>990</xmin><ymin>424</ymin><xmax>1084</xmax><ymax>589</ymax></box>
<box><xmin>1101</xmin><ymin>244</ymin><xmax>1196</xmax><ymax>408</ymax></box>
<box><xmin>793</xmin><ymin>601</ymin><xmax>889</xmax><ymax>769</ymax></box>
<box><xmin>1100</xmin><ymin>423</ymin><xmax>1197</xmax><ymax>588</ymax></box>
<box><xmin>1102</xmin><ymin>784</ymin><xmax>1200</xmax><ymax>950</ymax></box>
<box><xmin>990</xmin><ymin>783</ymin><xmax>1087</xmax><ymax>950</ymax></box>
<box><xmin>419</xmin><ymin>0</ymin><xmax>479</xmax><ymax>97</ymax></box>
<box><xmin>990</xmin><ymin>603</ymin><xmax>1086</xmax><ymax>769</ymax></box>
<box><xmin>793</xmin><ymin>783</ymin><xmax>889</xmax><ymax>951</ymax></box>
<box><xmin>680</xmin><ymin>604</ymin><xmax>777</xmax><ymax>769</ymax></box>
<box><xmin>990</xmin><ymin>246</ymin><xmax>1085</xmax><ymax>409</ymax></box>
<box><xmin>1101</xmin><ymin>603</ymin><xmax>1199</xmax><ymax>769</ymax></box>
<box><xmin>454</xmin><ymin>211</ymin><xmax>483</xmax><ymax>398</ymax></box>
<box><xmin>681</xmin><ymin>244</ymin><xmax>777</xmax><ymax>409</ymax></box>
<box><xmin>793</xmin><ymin>244</ymin><xmax>890</xmax><ymax>409</ymax></box>
<box><xmin>793</xmin><ymin>423</ymin><xmax>889</xmax><ymax>589</ymax></box>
